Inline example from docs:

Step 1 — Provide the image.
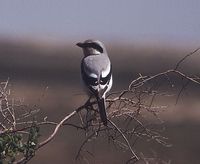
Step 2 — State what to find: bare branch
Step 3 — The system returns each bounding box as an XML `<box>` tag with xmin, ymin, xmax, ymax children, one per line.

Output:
<box><xmin>108</xmin><ymin>119</ymin><xmax>139</xmax><ymax>161</ymax></box>
<box><xmin>174</xmin><ymin>47</ymin><xmax>200</xmax><ymax>70</ymax></box>
<box><xmin>38</xmin><ymin>110</ymin><xmax>77</xmax><ymax>148</ymax></box>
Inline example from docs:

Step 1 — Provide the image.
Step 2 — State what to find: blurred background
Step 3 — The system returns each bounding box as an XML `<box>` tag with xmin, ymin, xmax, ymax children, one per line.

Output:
<box><xmin>0</xmin><ymin>1</ymin><xmax>200</xmax><ymax>163</ymax></box>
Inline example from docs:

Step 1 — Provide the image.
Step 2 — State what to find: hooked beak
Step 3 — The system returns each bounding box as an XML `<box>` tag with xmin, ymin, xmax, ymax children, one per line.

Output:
<box><xmin>76</xmin><ymin>42</ymin><xmax>85</xmax><ymax>48</ymax></box>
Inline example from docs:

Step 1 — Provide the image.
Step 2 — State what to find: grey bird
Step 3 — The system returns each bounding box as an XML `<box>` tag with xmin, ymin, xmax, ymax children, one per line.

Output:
<box><xmin>76</xmin><ymin>39</ymin><xmax>113</xmax><ymax>126</ymax></box>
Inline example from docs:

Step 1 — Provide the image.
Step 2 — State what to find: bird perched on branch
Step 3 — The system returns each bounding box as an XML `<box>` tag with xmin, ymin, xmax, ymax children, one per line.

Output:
<box><xmin>76</xmin><ymin>39</ymin><xmax>113</xmax><ymax>126</ymax></box>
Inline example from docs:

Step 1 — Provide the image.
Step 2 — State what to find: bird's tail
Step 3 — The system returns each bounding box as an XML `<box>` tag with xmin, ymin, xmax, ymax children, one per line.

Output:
<box><xmin>97</xmin><ymin>97</ymin><xmax>107</xmax><ymax>126</ymax></box>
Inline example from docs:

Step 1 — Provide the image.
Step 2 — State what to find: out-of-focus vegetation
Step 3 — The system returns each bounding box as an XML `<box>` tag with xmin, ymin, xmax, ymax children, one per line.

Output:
<box><xmin>0</xmin><ymin>38</ymin><xmax>200</xmax><ymax>164</ymax></box>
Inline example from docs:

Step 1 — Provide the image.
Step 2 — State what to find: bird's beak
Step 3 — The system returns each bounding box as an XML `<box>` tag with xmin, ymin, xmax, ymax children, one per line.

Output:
<box><xmin>76</xmin><ymin>42</ymin><xmax>84</xmax><ymax>48</ymax></box>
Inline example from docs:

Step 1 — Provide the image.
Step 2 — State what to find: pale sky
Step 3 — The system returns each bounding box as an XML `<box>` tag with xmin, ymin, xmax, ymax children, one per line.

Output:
<box><xmin>0</xmin><ymin>0</ymin><xmax>200</xmax><ymax>46</ymax></box>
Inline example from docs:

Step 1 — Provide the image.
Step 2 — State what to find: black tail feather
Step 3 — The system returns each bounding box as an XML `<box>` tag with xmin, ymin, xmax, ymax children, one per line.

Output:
<box><xmin>97</xmin><ymin>98</ymin><xmax>107</xmax><ymax>126</ymax></box>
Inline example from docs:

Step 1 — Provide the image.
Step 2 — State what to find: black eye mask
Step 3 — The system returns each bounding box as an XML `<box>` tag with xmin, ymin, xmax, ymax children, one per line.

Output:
<box><xmin>88</xmin><ymin>43</ymin><xmax>103</xmax><ymax>53</ymax></box>
<box><xmin>77</xmin><ymin>42</ymin><xmax>103</xmax><ymax>53</ymax></box>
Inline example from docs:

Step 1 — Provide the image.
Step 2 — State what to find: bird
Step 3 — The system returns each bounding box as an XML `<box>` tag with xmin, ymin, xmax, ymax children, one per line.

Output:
<box><xmin>76</xmin><ymin>39</ymin><xmax>113</xmax><ymax>126</ymax></box>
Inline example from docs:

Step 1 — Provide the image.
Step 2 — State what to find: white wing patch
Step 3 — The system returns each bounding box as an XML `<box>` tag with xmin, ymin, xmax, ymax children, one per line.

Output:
<box><xmin>101</xmin><ymin>64</ymin><xmax>111</xmax><ymax>78</ymax></box>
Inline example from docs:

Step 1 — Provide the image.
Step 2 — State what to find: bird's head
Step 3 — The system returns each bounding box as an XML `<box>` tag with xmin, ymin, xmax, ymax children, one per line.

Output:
<box><xmin>76</xmin><ymin>39</ymin><xmax>106</xmax><ymax>56</ymax></box>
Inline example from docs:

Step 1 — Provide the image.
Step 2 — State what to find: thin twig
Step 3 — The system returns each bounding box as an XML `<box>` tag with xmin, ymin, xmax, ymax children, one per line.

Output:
<box><xmin>174</xmin><ymin>47</ymin><xmax>200</xmax><ymax>70</ymax></box>
<box><xmin>108</xmin><ymin>119</ymin><xmax>139</xmax><ymax>161</ymax></box>
<box><xmin>38</xmin><ymin>110</ymin><xmax>77</xmax><ymax>148</ymax></box>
